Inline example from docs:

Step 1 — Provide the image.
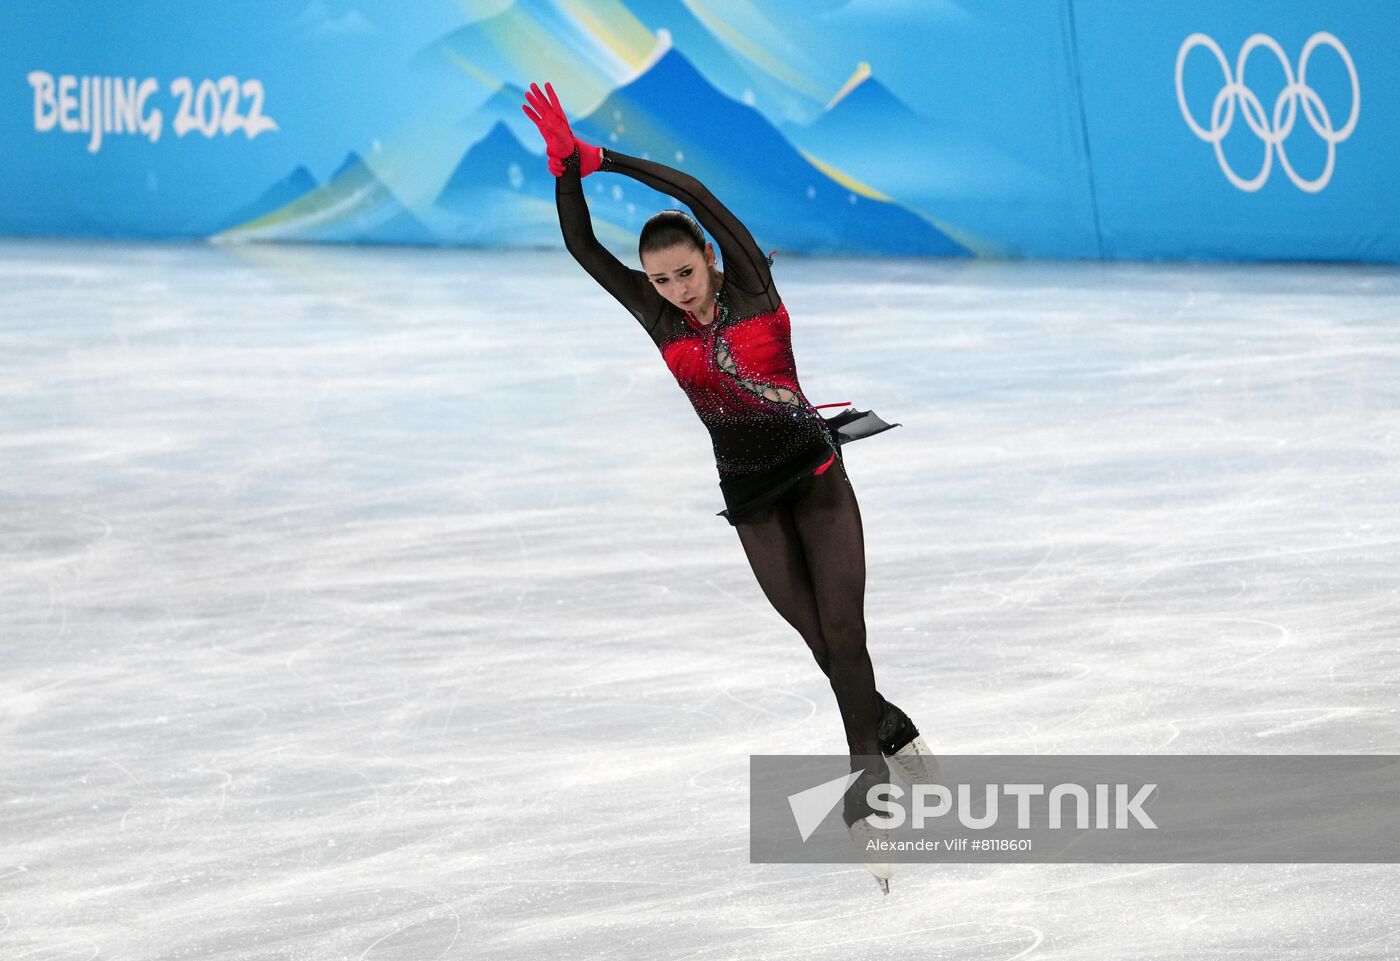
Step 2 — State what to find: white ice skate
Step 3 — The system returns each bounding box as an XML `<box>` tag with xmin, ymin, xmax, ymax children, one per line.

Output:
<box><xmin>877</xmin><ymin>697</ymin><xmax>940</xmax><ymax>789</ymax></box>
<box><xmin>887</xmin><ymin>732</ymin><xmax>940</xmax><ymax>788</ymax></box>
<box><xmin>845</xmin><ymin>763</ymin><xmax>897</xmax><ymax>894</ymax></box>
<box><xmin>847</xmin><ymin>814</ymin><xmax>894</xmax><ymax>894</ymax></box>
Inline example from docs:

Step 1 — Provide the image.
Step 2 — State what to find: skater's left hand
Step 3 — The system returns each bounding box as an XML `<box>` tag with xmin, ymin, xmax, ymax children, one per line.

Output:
<box><xmin>544</xmin><ymin>135</ymin><xmax>602</xmax><ymax>177</ymax></box>
<box><xmin>521</xmin><ymin>81</ymin><xmax>601</xmax><ymax>178</ymax></box>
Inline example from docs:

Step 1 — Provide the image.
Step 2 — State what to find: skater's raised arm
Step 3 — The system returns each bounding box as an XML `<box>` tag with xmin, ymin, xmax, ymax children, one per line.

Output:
<box><xmin>555</xmin><ymin>146</ymin><xmax>666</xmax><ymax>333</ymax></box>
<box><xmin>595</xmin><ymin>147</ymin><xmax>777</xmax><ymax>307</ymax></box>
<box><xmin>523</xmin><ymin>81</ymin><xmax>664</xmax><ymax>334</ymax></box>
<box><xmin>523</xmin><ymin>79</ymin><xmax>778</xmax><ymax>324</ymax></box>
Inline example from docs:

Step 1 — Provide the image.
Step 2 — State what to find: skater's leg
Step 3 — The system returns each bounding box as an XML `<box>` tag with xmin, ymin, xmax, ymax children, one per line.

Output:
<box><xmin>733</xmin><ymin>495</ymin><xmax>832</xmax><ymax>672</ymax></box>
<box><xmin>787</xmin><ymin>458</ymin><xmax>883</xmax><ymax>767</ymax></box>
<box><xmin>787</xmin><ymin>463</ymin><xmax>940</xmax><ymax>790</ymax></box>
<box><xmin>733</xmin><ymin>464</ymin><xmax>915</xmax><ymax>826</ymax></box>
<box><xmin>734</xmin><ymin>506</ymin><xmax>909</xmax><ymax>740</ymax></box>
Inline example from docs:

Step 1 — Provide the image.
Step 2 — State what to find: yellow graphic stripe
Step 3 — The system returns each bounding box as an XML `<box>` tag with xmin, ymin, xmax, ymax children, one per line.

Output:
<box><xmin>798</xmin><ymin>149</ymin><xmax>894</xmax><ymax>201</ymax></box>
<box><xmin>826</xmin><ymin>62</ymin><xmax>870</xmax><ymax>111</ymax></box>
<box><xmin>797</xmin><ymin>149</ymin><xmax>997</xmax><ymax>256</ymax></box>
<box><xmin>682</xmin><ymin>0</ymin><xmax>827</xmax><ymax>101</ymax></box>
<box><xmin>555</xmin><ymin>0</ymin><xmax>656</xmax><ymax>71</ymax></box>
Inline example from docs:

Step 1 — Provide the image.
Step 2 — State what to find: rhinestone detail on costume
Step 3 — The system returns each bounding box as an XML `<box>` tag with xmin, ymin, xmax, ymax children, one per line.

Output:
<box><xmin>662</xmin><ymin>279</ymin><xmax>838</xmax><ymax>479</ymax></box>
<box><xmin>711</xmin><ymin>321</ymin><xmax>839</xmax><ymax>459</ymax></box>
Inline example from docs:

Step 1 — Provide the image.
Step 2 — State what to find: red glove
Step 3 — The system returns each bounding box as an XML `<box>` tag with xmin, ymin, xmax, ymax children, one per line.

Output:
<box><xmin>521</xmin><ymin>81</ymin><xmax>601</xmax><ymax>178</ymax></box>
<box><xmin>544</xmin><ymin>143</ymin><xmax>601</xmax><ymax>177</ymax></box>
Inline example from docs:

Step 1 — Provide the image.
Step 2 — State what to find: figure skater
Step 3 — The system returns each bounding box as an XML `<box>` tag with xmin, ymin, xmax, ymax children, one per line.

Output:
<box><xmin>522</xmin><ymin>81</ymin><xmax>935</xmax><ymax>893</ymax></box>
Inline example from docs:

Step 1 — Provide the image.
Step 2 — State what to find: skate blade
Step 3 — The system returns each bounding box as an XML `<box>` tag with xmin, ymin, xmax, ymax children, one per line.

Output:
<box><xmin>858</xmin><ymin>854</ymin><xmax>894</xmax><ymax>879</ymax></box>
<box><xmin>888</xmin><ymin>734</ymin><xmax>941</xmax><ymax>788</ymax></box>
<box><xmin>860</xmin><ymin>857</ymin><xmax>893</xmax><ymax>895</ymax></box>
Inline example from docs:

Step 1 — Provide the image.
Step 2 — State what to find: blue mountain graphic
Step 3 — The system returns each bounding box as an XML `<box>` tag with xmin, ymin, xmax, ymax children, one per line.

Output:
<box><xmin>218</xmin><ymin>152</ymin><xmax>435</xmax><ymax>244</ymax></box>
<box><xmin>433</xmin><ymin>120</ymin><xmax>580</xmax><ymax>245</ymax></box>
<box><xmin>807</xmin><ymin>73</ymin><xmax>925</xmax><ymax>140</ymax></box>
<box><xmin>455</xmin><ymin>82</ymin><xmax>543</xmax><ymax>150</ymax></box>
<box><xmin>330</xmin><ymin>152</ymin><xmax>364</xmax><ymax>180</ymax></box>
<box><xmin>568</xmin><ymin>48</ymin><xmax>965</xmax><ymax>257</ymax></box>
<box><xmin>783</xmin><ymin>71</ymin><xmax>1035</xmax><ymax>218</ymax></box>
<box><xmin>212</xmin><ymin>165</ymin><xmax>317</xmax><ymax>235</ymax></box>
<box><xmin>626</xmin><ymin>4</ymin><xmax>826</xmax><ymax>124</ymax></box>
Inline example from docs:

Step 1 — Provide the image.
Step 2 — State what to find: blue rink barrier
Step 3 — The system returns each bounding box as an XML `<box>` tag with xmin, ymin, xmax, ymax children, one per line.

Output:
<box><xmin>0</xmin><ymin>1</ymin><xmax>1394</xmax><ymax>262</ymax></box>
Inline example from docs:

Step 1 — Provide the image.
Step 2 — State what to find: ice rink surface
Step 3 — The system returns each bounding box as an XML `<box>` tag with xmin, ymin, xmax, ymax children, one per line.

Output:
<box><xmin>2</xmin><ymin>238</ymin><xmax>1398</xmax><ymax>959</ymax></box>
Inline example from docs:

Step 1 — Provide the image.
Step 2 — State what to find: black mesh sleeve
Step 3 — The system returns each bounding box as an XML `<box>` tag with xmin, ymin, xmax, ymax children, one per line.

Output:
<box><xmin>599</xmin><ymin>147</ymin><xmax>778</xmax><ymax>309</ymax></box>
<box><xmin>555</xmin><ymin>147</ymin><xmax>666</xmax><ymax>334</ymax></box>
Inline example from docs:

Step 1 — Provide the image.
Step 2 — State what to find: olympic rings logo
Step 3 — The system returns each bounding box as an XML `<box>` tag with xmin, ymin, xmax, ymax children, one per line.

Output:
<box><xmin>1175</xmin><ymin>32</ymin><xmax>1360</xmax><ymax>193</ymax></box>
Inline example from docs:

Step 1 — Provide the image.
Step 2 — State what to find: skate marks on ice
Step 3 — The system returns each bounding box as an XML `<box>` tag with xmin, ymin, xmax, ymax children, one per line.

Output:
<box><xmin>668</xmin><ymin>920</ymin><xmax>1045</xmax><ymax>961</ymax></box>
<box><xmin>2</xmin><ymin>242</ymin><xmax>1399</xmax><ymax>959</ymax></box>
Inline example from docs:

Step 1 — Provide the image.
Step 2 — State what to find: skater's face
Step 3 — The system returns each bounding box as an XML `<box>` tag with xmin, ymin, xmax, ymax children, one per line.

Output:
<box><xmin>642</xmin><ymin>241</ymin><xmax>716</xmax><ymax>315</ymax></box>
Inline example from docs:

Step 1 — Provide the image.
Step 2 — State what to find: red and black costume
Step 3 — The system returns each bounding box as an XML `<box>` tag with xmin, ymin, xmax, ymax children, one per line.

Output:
<box><xmin>546</xmin><ymin>128</ymin><xmax>931</xmax><ymax>862</ymax></box>
<box><xmin>554</xmin><ymin>145</ymin><xmax>897</xmax><ymax>524</ymax></box>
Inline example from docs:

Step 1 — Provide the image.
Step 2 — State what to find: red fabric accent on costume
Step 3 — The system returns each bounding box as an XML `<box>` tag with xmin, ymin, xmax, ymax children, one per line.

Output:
<box><xmin>657</xmin><ymin>301</ymin><xmax>841</xmax><ymax>477</ymax></box>
<box><xmin>661</xmin><ymin>303</ymin><xmax>810</xmax><ymax>417</ymax></box>
<box><xmin>720</xmin><ymin>308</ymin><xmax>803</xmax><ymax>390</ymax></box>
<box><xmin>812</xmin><ymin>403</ymin><xmax>848</xmax><ymax>472</ymax></box>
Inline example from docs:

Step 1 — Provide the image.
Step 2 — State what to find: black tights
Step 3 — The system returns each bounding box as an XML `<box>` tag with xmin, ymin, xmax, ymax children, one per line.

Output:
<box><xmin>733</xmin><ymin>454</ymin><xmax>885</xmax><ymax>787</ymax></box>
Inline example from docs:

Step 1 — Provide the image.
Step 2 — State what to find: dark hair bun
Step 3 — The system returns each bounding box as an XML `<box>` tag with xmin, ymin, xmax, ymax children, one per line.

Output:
<box><xmin>640</xmin><ymin>209</ymin><xmax>705</xmax><ymax>261</ymax></box>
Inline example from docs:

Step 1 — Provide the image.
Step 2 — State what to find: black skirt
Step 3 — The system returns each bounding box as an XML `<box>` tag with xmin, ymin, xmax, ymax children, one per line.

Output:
<box><xmin>716</xmin><ymin>408</ymin><xmax>899</xmax><ymax>525</ymax></box>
